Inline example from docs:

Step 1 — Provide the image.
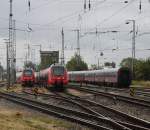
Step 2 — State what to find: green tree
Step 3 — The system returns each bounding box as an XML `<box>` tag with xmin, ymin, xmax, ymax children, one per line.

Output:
<box><xmin>24</xmin><ymin>61</ymin><xmax>36</xmax><ymax>70</ymax></box>
<box><xmin>91</xmin><ymin>64</ymin><xmax>98</xmax><ymax>70</ymax></box>
<box><xmin>120</xmin><ymin>57</ymin><xmax>150</xmax><ymax>80</ymax></box>
<box><xmin>35</xmin><ymin>64</ymin><xmax>41</xmax><ymax>71</ymax></box>
<box><xmin>120</xmin><ymin>57</ymin><xmax>139</xmax><ymax>69</ymax></box>
<box><xmin>66</xmin><ymin>54</ymin><xmax>88</xmax><ymax>71</ymax></box>
<box><xmin>104</xmin><ymin>62</ymin><xmax>116</xmax><ymax>68</ymax></box>
<box><xmin>135</xmin><ymin>59</ymin><xmax>150</xmax><ymax>80</ymax></box>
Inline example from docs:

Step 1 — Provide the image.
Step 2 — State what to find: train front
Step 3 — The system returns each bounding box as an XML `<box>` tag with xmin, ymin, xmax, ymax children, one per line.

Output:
<box><xmin>50</xmin><ymin>65</ymin><xmax>68</xmax><ymax>89</ymax></box>
<box><xmin>21</xmin><ymin>69</ymin><xmax>35</xmax><ymax>87</ymax></box>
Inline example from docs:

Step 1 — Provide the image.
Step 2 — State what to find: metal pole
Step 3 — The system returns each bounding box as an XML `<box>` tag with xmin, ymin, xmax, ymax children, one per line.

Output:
<box><xmin>8</xmin><ymin>0</ymin><xmax>13</xmax><ymax>87</ymax></box>
<box><xmin>40</xmin><ymin>44</ymin><xmax>42</xmax><ymax>52</ymax></box>
<box><xmin>12</xmin><ymin>19</ymin><xmax>16</xmax><ymax>83</ymax></box>
<box><xmin>132</xmin><ymin>20</ymin><xmax>136</xmax><ymax>79</ymax></box>
<box><xmin>61</xmin><ymin>28</ymin><xmax>65</xmax><ymax>65</ymax></box>
<box><xmin>6</xmin><ymin>41</ymin><xmax>9</xmax><ymax>87</ymax></box>
<box><xmin>77</xmin><ymin>29</ymin><xmax>80</xmax><ymax>56</ymax></box>
<box><xmin>98</xmin><ymin>58</ymin><xmax>99</xmax><ymax>69</ymax></box>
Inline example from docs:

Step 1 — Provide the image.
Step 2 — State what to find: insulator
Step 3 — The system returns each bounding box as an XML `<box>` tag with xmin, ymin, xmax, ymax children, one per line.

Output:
<box><xmin>139</xmin><ymin>0</ymin><xmax>141</xmax><ymax>13</ymax></box>
<box><xmin>28</xmin><ymin>0</ymin><xmax>31</xmax><ymax>11</ymax></box>
<box><xmin>84</xmin><ymin>0</ymin><xmax>86</xmax><ymax>11</ymax></box>
<box><xmin>89</xmin><ymin>0</ymin><xmax>91</xmax><ymax>10</ymax></box>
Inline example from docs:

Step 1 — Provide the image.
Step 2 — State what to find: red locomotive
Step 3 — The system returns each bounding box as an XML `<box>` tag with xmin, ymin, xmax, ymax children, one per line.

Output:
<box><xmin>36</xmin><ymin>64</ymin><xmax>68</xmax><ymax>90</ymax></box>
<box><xmin>20</xmin><ymin>68</ymin><xmax>35</xmax><ymax>87</ymax></box>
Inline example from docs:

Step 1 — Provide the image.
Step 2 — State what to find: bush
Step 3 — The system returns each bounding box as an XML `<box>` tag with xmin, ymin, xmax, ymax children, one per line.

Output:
<box><xmin>121</xmin><ymin>57</ymin><xmax>150</xmax><ymax>80</ymax></box>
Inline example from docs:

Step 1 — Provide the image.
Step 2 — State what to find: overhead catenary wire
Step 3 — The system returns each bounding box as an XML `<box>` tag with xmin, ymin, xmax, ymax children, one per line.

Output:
<box><xmin>0</xmin><ymin>0</ymin><xmax>147</xmax><ymax>30</ymax></box>
<box><xmin>24</xmin><ymin>0</ymin><xmax>108</xmax><ymax>28</ymax></box>
<box><xmin>0</xmin><ymin>1</ymin><xmax>149</xmax><ymax>50</ymax></box>
<box><xmin>95</xmin><ymin>0</ymin><xmax>137</xmax><ymax>28</ymax></box>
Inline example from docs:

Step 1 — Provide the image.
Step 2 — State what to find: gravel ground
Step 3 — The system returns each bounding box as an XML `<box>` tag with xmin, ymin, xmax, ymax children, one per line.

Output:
<box><xmin>0</xmin><ymin>98</ymin><xmax>91</xmax><ymax>130</ymax></box>
<box><xmin>13</xmin><ymin>87</ymin><xmax>88</xmax><ymax>112</ymax></box>
<box><xmin>92</xmin><ymin>96</ymin><xmax>150</xmax><ymax>122</ymax></box>
<box><xmin>69</xmin><ymin>83</ymin><xmax>150</xmax><ymax>100</ymax></box>
<box><xmin>67</xmin><ymin>88</ymin><xmax>150</xmax><ymax>122</ymax></box>
<box><xmin>2</xmin><ymin>84</ymin><xmax>150</xmax><ymax>128</ymax></box>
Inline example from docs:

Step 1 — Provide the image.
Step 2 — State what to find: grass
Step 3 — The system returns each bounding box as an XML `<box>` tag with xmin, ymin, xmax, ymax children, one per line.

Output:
<box><xmin>0</xmin><ymin>83</ymin><xmax>23</xmax><ymax>92</ymax></box>
<box><xmin>0</xmin><ymin>108</ymin><xmax>75</xmax><ymax>130</ymax></box>
<box><xmin>132</xmin><ymin>80</ymin><xmax>150</xmax><ymax>88</ymax></box>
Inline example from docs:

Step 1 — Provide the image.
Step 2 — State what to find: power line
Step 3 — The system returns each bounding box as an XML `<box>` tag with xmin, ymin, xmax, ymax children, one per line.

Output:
<box><xmin>0</xmin><ymin>0</ymin><xmax>141</xmax><ymax>30</ymax></box>
<box><xmin>20</xmin><ymin>0</ymin><xmax>62</xmax><ymax>17</ymax></box>
<box><xmin>95</xmin><ymin>0</ymin><xmax>136</xmax><ymax>28</ymax></box>
<box><xmin>24</xmin><ymin>0</ymin><xmax>107</xmax><ymax>28</ymax></box>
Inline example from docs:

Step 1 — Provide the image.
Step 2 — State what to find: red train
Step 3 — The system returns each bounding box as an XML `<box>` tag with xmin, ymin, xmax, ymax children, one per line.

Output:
<box><xmin>20</xmin><ymin>68</ymin><xmax>35</xmax><ymax>87</ymax></box>
<box><xmin>35</xmin><ymin>64</ymin><xmax>68</xmax><ymax>90</ymax></box>
<box><xmin>68</xmin><ymin>67</ymin><xmax>132</xmax><ymax>88</ymax></box>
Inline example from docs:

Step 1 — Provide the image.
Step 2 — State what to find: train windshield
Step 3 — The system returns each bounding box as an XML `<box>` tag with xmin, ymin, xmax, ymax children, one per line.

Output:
<box><xmin>23</xmin><ymin>70</ymin><xmax>33</xmax><ymax>76</ymax></box>
<box><xmin>52</xmin><ymin>66</ymin><xmax>65</xmax><ymax>76</ymax></box>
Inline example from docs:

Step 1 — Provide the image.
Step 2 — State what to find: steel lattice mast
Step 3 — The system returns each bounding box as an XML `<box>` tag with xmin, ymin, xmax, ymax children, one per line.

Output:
<box><xmin>8</xmin><ymin>0</ymin><xmax>16</xmax><ymax>86</ymax></box>
<box><xmin>12</xmin><ymin>19</ymin><xmax>16</xmax><ymax>83</ymax></box>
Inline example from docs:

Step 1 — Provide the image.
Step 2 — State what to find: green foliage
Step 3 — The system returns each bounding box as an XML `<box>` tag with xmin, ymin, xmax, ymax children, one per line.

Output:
<box><xmin>35</xmin><ymin>64</ymin><xmax>41</xmax><ymax>72</ymax></box>
<box><xmin>91</xmin><ymin>64</ymin><xmax>98</xmax><ymax>70</ymax></box>
<box><xmin>104</xmin><ymin>62</ymin><xmax>116</xmax><ymax>68</ymax></box>
<box><xmin>66</xmin><ymin>54</ymin><xmax>88</xmax><ymax>71</ymax></box>
<box><xmin>120</xmin><ymin>57</ymin><xmax>139</xmax><ymax>69</ymax></box>
<box><xmin>24</xmin><ymin>61</ymin><xmax>36</xmax><ymax>70</ymax></box>
<box><xmin>135</xmin><ymin>58</ymin><xmax>150</xmax><ymax>80</ymax></box>
<box><xmin>120</xmin><ymin>57</ymin><xmax>150</xmax><ymax>80</ymax></box>
<box><xmin>90</xmin><ymin>64</ymin><xmax>103</xmax><ymax>70</ymax></box>
<box><xmin>132</xmin><ymin>80</ymin><xmax>150</xmax><ymax>87</ymax></box>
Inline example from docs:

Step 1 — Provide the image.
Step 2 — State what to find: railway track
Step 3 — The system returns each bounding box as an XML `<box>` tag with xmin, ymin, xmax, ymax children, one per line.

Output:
<box><xmin>68</xmin><ymin>85</ymin><xmax>150</xmax><ymax>108</ymax></box>
<box><xmin>0</xmin><ymin>81</ymin><xmax>7</xmax><ymax>87</ymax></box>
<box><xmin>0</xmin><ymin>91</ymin><xmax>131</xmax><ymax>130</ymax></box>
<box><xmin>55</xmin><ymin>92</ymin><xmax>150</xmax><ymax>130</ymax></box>
<box><xmin>69</xmin><ymin>83</ymin><xmax>150</xmax><ymax>99</ymax></box>
<box><xmin>22</xmin><ymin>88</ymin><xmax>150</xmax><ymax>130</ymax></box>
<box><xmin>69</xmin><ymin>83</ymin><xmax>130</xmax><ymax>92</ymax></box>
<box><xmin>135</xmin><ymin>91</ymin><xmax>150</xmax><ymax>98</ymax></box>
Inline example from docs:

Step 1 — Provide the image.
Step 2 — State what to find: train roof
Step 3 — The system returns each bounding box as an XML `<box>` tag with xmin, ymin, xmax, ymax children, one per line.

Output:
<box><xmin>68</xmin><ymin>67</ymin><xmax>130</xmax><ymax>74</ymax></box>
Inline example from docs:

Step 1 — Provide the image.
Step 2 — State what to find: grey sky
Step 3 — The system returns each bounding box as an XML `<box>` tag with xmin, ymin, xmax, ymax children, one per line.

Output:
<box><xmin>0</xmin><ymin>0</ymin><xmax>150</xmax><ymax>70</ymax></box>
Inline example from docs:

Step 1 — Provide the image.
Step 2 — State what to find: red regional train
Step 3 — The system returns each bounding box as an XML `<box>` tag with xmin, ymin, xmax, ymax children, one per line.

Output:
<box><xmin>68</xmin><ymin>67</ymin><xmax>132</xmax><ymax>88</ymax></box>
<box><xmin>35</xmin><ymin>64</ymin><xmax>68</xmax><ymax>90</ymax></box>
<box><xmin>20</xmin><ymin>68</ymin><xmax>35</xmax><ymax>87</ymax></box>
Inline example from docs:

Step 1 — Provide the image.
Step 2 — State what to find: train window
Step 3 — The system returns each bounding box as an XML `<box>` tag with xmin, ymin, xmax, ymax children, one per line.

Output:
<box><xmin>52</xmin><ymin>66</ymin><xmax>65</xmax><ymax>76</ymax></box>
<box><xmin>23</xmin><ymin>70</ymin><xmax>32</xmax><ymax>76</ymax></box>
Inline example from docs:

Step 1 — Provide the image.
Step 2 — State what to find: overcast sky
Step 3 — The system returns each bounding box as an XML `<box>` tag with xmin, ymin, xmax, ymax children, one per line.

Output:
<box><xmin>0</xmin><ymin>0</ymin><xmax>150</xmax><ymax>69</ymax></box>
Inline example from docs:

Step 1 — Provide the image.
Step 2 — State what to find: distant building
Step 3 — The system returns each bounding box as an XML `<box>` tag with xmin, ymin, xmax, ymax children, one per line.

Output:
<box><xmin>40</xmin><ymin>51</ymin><xmax>59</xmax><ymax>69</ymax></box>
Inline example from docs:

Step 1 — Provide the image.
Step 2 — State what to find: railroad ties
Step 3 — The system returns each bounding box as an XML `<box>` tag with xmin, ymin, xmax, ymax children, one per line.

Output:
<box><xmin>0</xmin><ymin>84</ymin><xmax>150</xmax><ymax>130</ymax></box>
